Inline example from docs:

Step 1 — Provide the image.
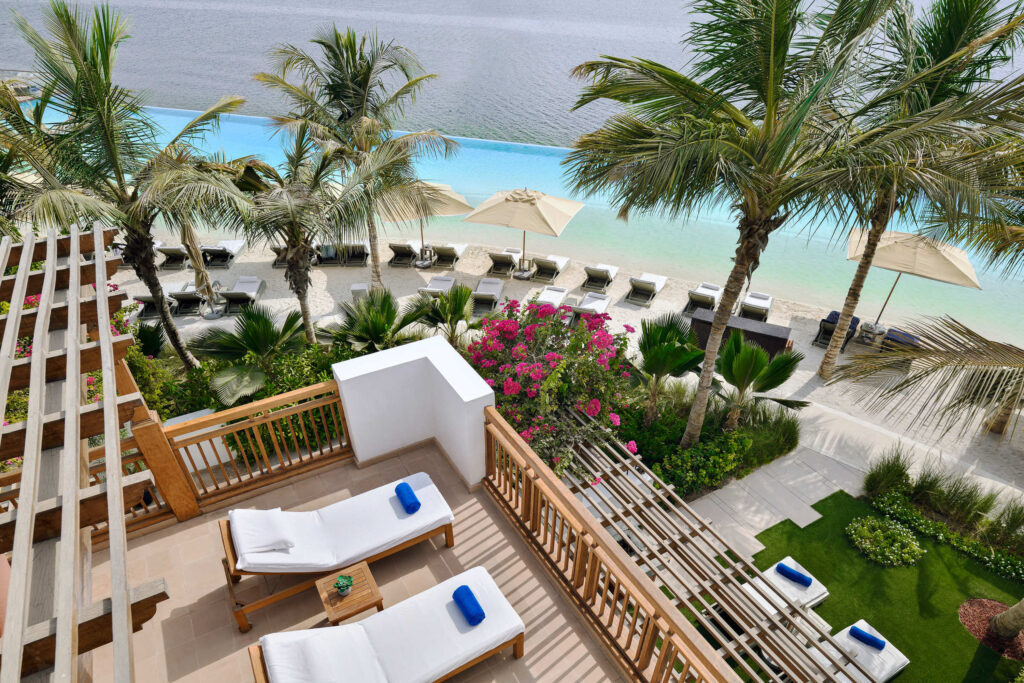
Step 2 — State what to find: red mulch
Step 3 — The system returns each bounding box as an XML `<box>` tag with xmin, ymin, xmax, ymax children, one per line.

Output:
<box><xmin>959</xmin><ymin>598</ymin><xmax>1024</xmax><ymax>660</ymax></box>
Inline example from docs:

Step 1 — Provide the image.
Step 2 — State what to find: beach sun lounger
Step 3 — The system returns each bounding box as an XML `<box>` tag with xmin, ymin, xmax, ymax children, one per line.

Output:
<box><xmin>812</xmin><ymin>310</ymin><xmax>860</xmax><ymax>352</ymax></box>
<box><xmin>156</xmin><ymin>245</ymin><xmax>189</xmax><ymax>270</ymax></box>
<box><xmin>472</xmin><ymin>278</ymin><xmax>504</xmax><ymax>317</ymax></box>
<box><xmin>388</xmin><ymin>241</ymin><xmax>418</xmax><ymax>267</ymax></box>
<box><xmin>135</xmin><ymin>281</ymin><xmax>186</xmax><ymax>319</ymax></box>
<box><xmin>219</xmin><ymin>276</ymin><xmax>266</xmax><ymax>314</ymax></box>
<box><xmin>684</xmin><ymin>282</ymin><xmax>723</xmax><ymax>314</ymax></box>
<box><xmin>201</xmin><ymin>239</ymin><xmax>246</xmax><ymax>268</ymax></box>
<box><xmin>740</xmin><ymin>556</ymin><xmax>829</xmax><ymax>616</ymax></box>
<box><xmin>532</xmin><ymin>255</ymin><xmax>570</xmax><ymax>284</ymax></box>
<box><xmin>739</xmin><ymin>291</ymin><xmax>773</xmax><ymax>322</ymax></box>
<box><xmin>434</xmin><ymin>243</ymin><xmax>468</xmax><ymax>268</ymax></box>
<box><xmin>342</xmin><ymin>241</ymin><xmax>370</xmax><ymax>267</ymax></box>
<box><xmin>625</xmin><ymin>272</ymin><xmax>667</xmax><ymax>307</ymax></box>
<box><xmin>535</xmin><ymin>285</ymin><xmax>568</xmax><ymax>308</ymax></box>
<box><xmin>809</xmin><ymin>620</ymin><xmax>909</xmax><ymax>682</ymax></box>
<box><xmin>571</xmin><ymin>292</ymin><xmax>610</xmax><ymax>325</ymax></box>
<box><xmin>418</xmin><ymin>275</ymin><xmax>456</xmax><ymax>298</ymax></box>
<box><xmin>220</xmin><ymin>472</ymin><xmax>455</xmax><ymax>632</ymax></box>
<box><xmin>250</xmin><ymin>566</ymin><xmax>525</xmax><ymax>683</ymax></box>
<box><xmin>581</xmin><ymin>264</ymin><xmax>618</xmax><ymax>293</ymax></box>
<box><xmin>486</xmin><ymin>251</ymin><xmax>519</xmax><ymax>278</ymax></box>
<box><xmin>168</xmin><ymin>281</ymin><xmax>220</xmax><ymax>316</ymax></box>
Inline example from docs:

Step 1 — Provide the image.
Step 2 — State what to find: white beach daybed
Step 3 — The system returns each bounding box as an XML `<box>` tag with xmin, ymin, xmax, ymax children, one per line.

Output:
<box><xmin>740</xmin><ymin>556</ymin><xmax>829</xmax><ymax>616</ymax></box>
<box><xmin>684</xmin><ymin>282</ymin><xmax>723</xmax><ymax>313</ymax></box>
<box><xmin>250</xmin><ymin>566</ymin><xmax>525</xmax><ymax>683</ymax></box>
<box><xmin>532</xmin><ymin>255</ymin><xmax>570</xmax><ymax>283</ymax></box>
<box><xmin>625</xmin><ymin>272</ymin><xmax>668</xmax><ymax>307</ymax></box>
<box><xmin>581</xmin><ymin>263</ymin><xmax>618</xmax><ymax>292</ymax></box>
<box><xmin>739</xmin><ymin>291</ymin><xmax>773</xmax><ymax>322</ymax></box>
<box><xmin>434</xmin><ymin>243</ymin><xmax>468</xmax><ymax>268</ymax></box>
<box><xmin>810</xmin><ymin>619</ymin><xmax>910</xmax><ymax>683</ymax></box>
<box><xmin>221</xmin><ymin>472</ymin><xmax>455</xmax><ymax>632</ymax></box>
<box><xmin>418</xmin><ymin>275</ymin><xmax>456</xmax><ymax>298</ymax></box>
<box><xmin>201</xmin><ymin>239</ymin><xmax>246</xmax><ymax>268</ymax></box>
<box><xmin>535</xmin><ymin>285</ymin><xmax>568</xmax><ymax>308</ymax></box>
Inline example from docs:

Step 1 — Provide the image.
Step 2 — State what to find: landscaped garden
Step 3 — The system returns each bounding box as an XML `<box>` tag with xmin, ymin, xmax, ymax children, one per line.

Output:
<box><xmin>754</xmin><ymin>491</ymin><xmax>1024</xmax><ymax>682</ymax></box>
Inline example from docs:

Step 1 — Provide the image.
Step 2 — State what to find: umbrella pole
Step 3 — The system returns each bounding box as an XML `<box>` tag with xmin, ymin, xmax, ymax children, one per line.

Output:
<box><xmin>521</xmin><ymin>231</ymin><xmax>526</xmax><ymax>269</ymax></box>
<box><xmin>419</xmin><ymin>218</ymin><xmax>425</xmax><ymax>259</ymax></box>
<box><xmin>875</xmin><ymin>272</ymin><xmax>902</xmax><ymax>324</ymax></box>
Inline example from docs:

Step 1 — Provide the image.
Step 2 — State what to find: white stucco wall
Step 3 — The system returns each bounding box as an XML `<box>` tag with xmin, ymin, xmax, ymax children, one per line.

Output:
<box><xmin>332</xmin><ymin>337</ymin><xmax>495</xmax><ymax>487</ymax></box>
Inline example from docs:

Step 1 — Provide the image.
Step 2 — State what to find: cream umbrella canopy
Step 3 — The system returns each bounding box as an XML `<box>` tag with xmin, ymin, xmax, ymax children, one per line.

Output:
<box><xmin>848</xmin><ymin>228</ymin><xmax>981</xmax><ymax>323</ymax></box>
<box><xmin>377</xmin><ymin>181</ymin><xmax>473</xmax><ymax>253</ymax></box>
<box><xmin>462</xmin><ymin>188</ymin><xmax>584</xmax><ymax>268</ymax></box>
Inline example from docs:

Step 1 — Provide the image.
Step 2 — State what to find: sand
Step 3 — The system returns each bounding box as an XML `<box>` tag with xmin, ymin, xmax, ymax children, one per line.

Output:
<box><xmin>112</xmin><ymin>230</ymin><xmax>1024</xmax><ymax>494</ymax></box>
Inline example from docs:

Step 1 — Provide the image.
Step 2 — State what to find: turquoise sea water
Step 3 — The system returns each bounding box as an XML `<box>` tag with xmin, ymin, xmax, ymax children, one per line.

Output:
<box><xmin>148</xmin><ymin>106</ymin><xmax>1024</xmax><ymax>343</ymax></box>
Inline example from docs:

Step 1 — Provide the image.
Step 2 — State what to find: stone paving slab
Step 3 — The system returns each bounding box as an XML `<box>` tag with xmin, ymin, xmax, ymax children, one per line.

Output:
<box><xmin>797</xmin><ymin>449</ymin><xmax>866</xmax><ymax>496</ymax></box>
<box><xmin>758</xmin><ymin>457</ymin><xmax>839</xmax><ymax>506</ymax></box>
<box><xmin>739</xmin><ymin>471</ymin><xmax>821</xmax><ymax>528</ymax></box>
<box><xmin>713</xmin><ymin>480</ymin><xmax>787</xmax><ymax>530</ymax></box>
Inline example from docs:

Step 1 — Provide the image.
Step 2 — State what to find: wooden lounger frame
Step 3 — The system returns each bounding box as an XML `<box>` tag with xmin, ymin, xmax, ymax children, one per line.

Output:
<box><xmin>220</xmin><ymin>518</ymin><xmax>455</xmax><ymax>632</ymax></box>
<box><xmin>248</xmin><ymin>631</ymin><xmax>525</xmax><ymax>683</ymax></box>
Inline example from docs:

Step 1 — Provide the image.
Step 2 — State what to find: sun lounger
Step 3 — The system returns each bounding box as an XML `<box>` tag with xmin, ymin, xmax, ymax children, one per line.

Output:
<box><xmin>219</xmin><ymin>276</ymin><xmax>266</xmax><ymax>314</ymax></box>
<box><xmin>342</xmin><ymin>241</ymin><xmax>370</xmax><ymax>267</ymax></box>
<box><xmin>135</xmin><ymin>281</ymin><xmax>186</xmax><ymax>319</ymax></box>
<box><xmin>250</xmin><ymin>566</ymin><xmax>525</xmax><ymax>683</ymax></box>
<box><xmin>535</xmin><ymin>285</ymin><xmax>568</xmax><ymax>308</ymax></box>
<box><xmin>388</xmin><ymin>241</ymin><xmax>418</xmax><ymax>267</ymax></box>
<box><xmin>156</xmin><ymin>245</ymin><xmax>189</xmax><ymax>270</ymax></box>
<box><xmin>532</xmin><ymin>255</ymin><xmax>570</xmax><ymax>284</ymax></box>
<box><xmin>684</xmin><ymin>282</ymin><xmax>723</xmax><ymax>314</ymax></box>
<box><xmin>434</xmin><ymin>243</ymin><xmax>468</xmax><ymax>268</ymax></box>
<box><xmin>738</xmin><ymin>291</ymin><xmax>773</xmax><ymax>321</ymax></box>
<box><xmin>351</xmin><ymin>282</ymin><xmax>370</xmax><ymax>303</ymax></box>
<box><xmin>809</xmin><ymin>620</ymin><xmax>909</xmax><ymax>683</ymax></box>
<box><xmin>571</xmin><ymin>292</ymin><xmax>610</xmax><ymax>326</ymax></box>
<box><xmin>201</xmin><ymin>239</ymin><xmax>246</xmax><ymax>268</ymax></box>
<box><xmin>487</xmin><ymin>251</ymin><xmax>519</xmax><ymax>278</ymax></box>
<box><xmin>418</xmin><ymin>275</ymin><xmax>456</xmax><ymax>298</ymax></box>
<box><xmin>168</xmin><ymin>281</ymin><xmax>220</xmax><ymax>316</ymax></box>
<box><xmin>812</xmin><ymin>310</ymin><xmax>860</xmax><ymax>352</ymax></box>
<box><xmin>471</xmin><ymin>278</ymin><xmax>504</xmax><ymax>317</ymax></box>
<box><xmin>220</xmin><ymin>471</ymin><xmax>454</xmax><ymax>632</ymax></box>
<box><xmin>740</xmin><ymin>556</ymin><xmax>829</xmax><ymax>617</ymax></box>
<box><xmin>581</xmin><ymin>264</ymin><xmax>618</xmax><ymax>293</ymax></box>
<box><xmin>625</xmin><ymin>272</ymin><xmax>667</xmax><ymax>307</ymax></box>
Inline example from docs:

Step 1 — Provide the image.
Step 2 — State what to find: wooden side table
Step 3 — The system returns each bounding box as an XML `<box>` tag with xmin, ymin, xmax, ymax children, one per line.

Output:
<box><xmin>315</xmin><ymin>561</ymin><xmax>384</xmax><ymax>625</ymax></box>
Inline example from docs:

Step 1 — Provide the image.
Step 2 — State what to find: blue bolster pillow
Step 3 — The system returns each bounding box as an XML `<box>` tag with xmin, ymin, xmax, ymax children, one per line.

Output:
<box><xmin>849</xmin><ymin>625</ymin><xmax>886</xmax><ymax>650</ymax></box>
<box><xmin>453</xmin><ymin>585</ymin><xmax>485</xmax><ymax>626</ymax></box>
<box><xmin>775</xmin><ymin>562</ymin><xmax>813</xmax><ymax>587</ymax></box>
<box><xmin>395</xmin><ymin>482</ymin><xmax>421</xmax><ymax>514</ymax></box>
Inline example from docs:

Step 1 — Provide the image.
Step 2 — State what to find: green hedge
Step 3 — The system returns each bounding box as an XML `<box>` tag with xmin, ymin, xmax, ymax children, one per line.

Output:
<box><xmin>846</xmin><ymin>515</ymin><xmax>926</xmax><ymax>567</ymax></box>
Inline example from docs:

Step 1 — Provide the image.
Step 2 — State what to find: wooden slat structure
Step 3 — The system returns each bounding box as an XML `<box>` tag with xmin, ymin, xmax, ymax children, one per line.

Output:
<box><xmin>0</xmin><ymin>227</ymin><xmax>168</xmax><ymax>681</ymax></box>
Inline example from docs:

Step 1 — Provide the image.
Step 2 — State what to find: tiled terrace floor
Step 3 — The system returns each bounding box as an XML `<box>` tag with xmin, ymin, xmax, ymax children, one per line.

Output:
<box><xmin>89</xmin><ymin>445</ymin><xmax>626</xmax><ymax>682</ymax></box>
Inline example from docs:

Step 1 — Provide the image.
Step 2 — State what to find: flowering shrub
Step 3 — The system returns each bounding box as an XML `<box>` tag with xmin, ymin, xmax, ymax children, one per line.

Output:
<box><xmin>465</xmin><ymin>299</ymin><xmax>631</xmax><ymax>475</ymax></box>
<box><xmin>14</xmin><ymin>337</ymin><xmax>32</xmax><ymax>359</ymax></box>
<box><xmin>846</xmin><ymin>515</ymin><xmax>925</xmax><ymax>567</ymax></box>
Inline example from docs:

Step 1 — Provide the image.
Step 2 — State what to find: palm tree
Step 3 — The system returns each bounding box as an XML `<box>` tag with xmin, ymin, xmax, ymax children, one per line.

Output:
<box><xmin>715</xmin><ymin>331</ymin><xmax>808</xmax><ymax>431</ymax></box>
<box><xmin>832</xmin><ymin>317</ymin><xmax>1024</xmax><ymax>436</ymax></box>
<box><xmin>991</xmin><ymin>597</ymin><xmax>1024</xmax><ymax>639</ymax></box>
<box><xmin>322</xmin><ymin>289</ymin><xmax>428</xmax><ymax>353</ymax></box>
<box><xmin>634</xmin><ymin>313</ymin><xmax>705</xmax><ymax>426</ymax></box>
<box><xmin>816</xmin><ymin>0</ymin><xmax>1024</xmax><ymax>380</ymax></box>
<box><xmin>0</xmin><ymin>1</ymin><xmax>244</xmax><ymax>368</ymax></box>
<box><xmin>565</xmin><ymin>0</ymin><xmax>893</xmax><ymax>446</ymax></box>
<box><xmin>417</xmin><ymin>284</ymin><xmax>480</xmax><ymax>346</ymax></box>
<box><xmin>255</xmin><ymin>27</ymin><xmax>456</xmax><ymax>290</ymax></box>
<box><xmin>189</xmin><ymin>305</ymin><xmax>306</xmax><ymax>404</ymax></box>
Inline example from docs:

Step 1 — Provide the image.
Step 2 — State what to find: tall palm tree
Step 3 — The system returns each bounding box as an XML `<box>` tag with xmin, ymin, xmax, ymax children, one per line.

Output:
<box><xmin>322</xmin><ymin>288</ymin><xmax>428</xmax><ymax>353</ymax></box>
<box><xmin>816</xmin><ymin>0</ymin><xmax>1024</xmax><ymax>380</ymax></box>
<box><xmin>417</xmin><ymin>284</ymin><xmax>480</xmax><ymax>347</ymax></box>
<box><xmin>255</xmin><ymin>27</ymin><xmax>456</xmax><ymax>290</ymax></box>
<box><xmin>634</xmin><ymin>313</ymin><xmax>705</xmax><ymax>426</ymax></box>
<box><xmin>565</xmin><ymin>0</ymin><xmax>894</xmax><ymax>446</ymax></box>
<box><xmin>0</xmin><ymin>1</ymin><xmax>244</xmax><ymax>368</ymax></box>
<box><xmin>832</xmin><ymin>317</ymin><xmax>1024</xmax><ymax>436</ymax></box>
<box><xmin>715</xmin><ymin>331</ymin><xmax>808</xmax><ymax>430</ymax></box>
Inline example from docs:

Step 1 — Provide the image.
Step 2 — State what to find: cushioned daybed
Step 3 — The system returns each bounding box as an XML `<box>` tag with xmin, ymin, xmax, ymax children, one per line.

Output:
<box><xmin>221</xmin><ymin>472</ymin><xmax>454</xmax><ymax>632</ymax></box>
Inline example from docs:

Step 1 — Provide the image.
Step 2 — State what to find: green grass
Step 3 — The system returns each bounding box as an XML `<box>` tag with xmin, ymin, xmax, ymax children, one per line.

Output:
<box><xmin>754</xmin><ymin>491</ymin><xmax>1024</xmax><ymax>683</ymax></box>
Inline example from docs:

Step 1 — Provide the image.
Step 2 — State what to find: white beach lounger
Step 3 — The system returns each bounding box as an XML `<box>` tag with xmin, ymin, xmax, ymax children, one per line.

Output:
<box><xmin>418</xmin><ymin>275</ymin><xmax>456</xmax><ymax>298</ymax></box>
<box><xmin>532</xmin><ymin>255</ymin><xmax>570</xmax><ymax>283</ymax></box>
<box><xmin>535</xmin><ymin>285</ymin><xmax>568</xmax><ymax>308</ymax></box>
<box><xmin>472</xmin><ymin>277</ymin><xmax>504</xmax><ymax>316</ymax></box>
<box><xmin>740</xmin><ymin>556</ymin><xmax>829</xmax><ymax>616</ymax></box>
<box><xmin>572</xmin><ymin>292</ymin><xmax>610</xmax><ymax>325</ymax></box>
<box><xmin>219</xmin><ymin>276</ymin><xmax>266</xmax><ymax>314</ymax></box>
<box><xmin>739</xmin><ymin>291</ymin><xmax>773</xmax><ymax>322</ymax></box>
<box><xmin>221</xmin><ymin>472</ymin><xmax>455</xmax><ymax>631</ymax></box>
<box><xmin>135</xmin><ymin>280</ymin><xmax>186</xmax><ymax>318</ymax></box>
<box><xmin>351</xmin><ymin>282</ymin><xmax>370</xmax><ymax>302</ymax></box>
<box><xmin>434</xmin><ymin>242</ymin><xmax>468</xmax><ymax>268</ymax></box>
<box><xmin>156</xmin><ymin>244</ymin><xmax>189</xmax><ymax>270</ymax></box>
<box><xmin>581</xmin><ymin>264</ymin><xmax>618</xmax><ymax>292</ymax></box>
<box><xmin>252</xmin><ymin>567</ymin><xmax>525</xmax><ymax>683</ymax></box>
<box><xmin>809</xmin><ymin>620</ymin><xmax>909</xmax><ymax>683</ymax></box>
<box><xmin>486</xmin><ymin>251</ymin><xmax>519</xmax><ymax>277</ymax></box>
<box><xmin>626</xmin><ymin>272</ymin><xmax>667</xmax><ymax>307</ymax></box>
<box><xmin>201</xmin><ymin>239</ymin><xmax>246</xmax><ymax>268</ymax></box>
<box><xmin>684</xmin><ymin>282</ymin><xmax>723</xmax><ymax>314</ymax></box>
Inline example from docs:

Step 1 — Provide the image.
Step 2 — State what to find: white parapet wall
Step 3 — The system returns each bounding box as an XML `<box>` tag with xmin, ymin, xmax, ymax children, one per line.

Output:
<box><xmin>332</xmin><ymin>336</ymin><xmax>495</xmax><ymax>488</ymax></box>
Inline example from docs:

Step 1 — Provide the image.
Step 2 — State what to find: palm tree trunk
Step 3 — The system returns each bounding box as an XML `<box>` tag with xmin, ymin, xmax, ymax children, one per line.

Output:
<box><xmin>366</xmin><ymin>213</ymin><xmax>384</xmax><ymax>290</ymax></box>
<box><xmin>285</xmin><ymin>242</ymin><xmax>316</xmax><ymax>344</ymax></box>
<box><xmin>817</xmin><ymin>202</ymin><xmax>893</xmax><ymax>380</ymax></box>
<box><xmin>125</xmin><ymin>230</ymin><xmax>199</xmax><ymax>369</ymax></box>
<box><xmin>644</xmin><ymin>380</ymin><xmax>661</xmax><ymax>427</ymax></box>
<box><xmin>723</xmin><ymin>405</ymin><xmax>742</xmax><ymax>432</ymax></box>
<box><xmin>991</xmin><ymin>597</ymin><xmax>1024</xmax><ymax>639</ymax></box>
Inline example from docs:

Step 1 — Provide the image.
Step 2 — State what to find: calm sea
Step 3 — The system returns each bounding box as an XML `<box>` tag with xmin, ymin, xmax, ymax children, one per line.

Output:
<box><xmin>3</xmin><ymin>0</ymin><xmax>1022</xmax><ymax>341</ymax></box>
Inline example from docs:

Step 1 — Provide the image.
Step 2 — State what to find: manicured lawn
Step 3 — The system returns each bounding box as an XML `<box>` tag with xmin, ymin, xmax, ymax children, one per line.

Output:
<box><xmin>754</xmin><ymin>491</ymin><xmax>1024</xmax><ymax>682</ymax></box>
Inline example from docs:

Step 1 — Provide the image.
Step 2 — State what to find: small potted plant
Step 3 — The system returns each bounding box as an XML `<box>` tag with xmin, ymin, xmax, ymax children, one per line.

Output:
<box><xmin>333</xmin><ymin>574</ymin><xmax>354</xmax><ymax>597</ymax></box>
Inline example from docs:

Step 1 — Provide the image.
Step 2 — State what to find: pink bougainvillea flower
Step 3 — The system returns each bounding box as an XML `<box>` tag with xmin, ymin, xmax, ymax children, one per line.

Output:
<box><xmin>552</xmin><ymin>456</ymin><xmax>561</xmax><ymax>464</ymax></box>
<box><xmin>623</xmin><ymin>324</ymin><xmax>636</xmax><ymax>333</ymax></box>
<box><xmin>503</xmin><ymin>377</ymin><xmax>522</xmax><ymax>396</ymax></box>
<box><xmin>591</xmin><ymin>477</ymin><xmax>602</xmax><ymax>486</ymax></box>
<box><xmin>484</xmin><ymin>378</ymin><xmax>496</xmax><ymax>387</ymax></box>
<box><xmin>608</xmin><ymin>412</ymin><xmax>620</xmax><ymax>427</ymax></box>
<box><xmin>585</xmin><ymin>399</ymin><xmax>601</xmax><ymax>417</ymax></box>
<box><xmin>625</xmin><ymin>440</ymin><xmax>638</xmax><ymax>454</ymax></box>
<box><xmin>621</xmin><ymin>371</ymin><xmax>631</xmax><ymax>378</ymax></box>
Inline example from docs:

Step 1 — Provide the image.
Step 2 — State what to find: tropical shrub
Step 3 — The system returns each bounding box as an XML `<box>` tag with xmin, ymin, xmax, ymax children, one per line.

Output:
<box><xmin>464</xmin><ymin>299</ymin><xmax>631</xmax><ymax>474</ymax></box>
<box><xmin>651</xmin><ymin>431</ymin><xmax>751</xmax><ymax>497</ymax></box>
<box><xmin>714</xmin><ymin>330</ymin><xmax>807</xmax><ymax>430</ymax></box>
<box><xmin>985</xmin><ymin>497</ymin><xmax>1024</xmax><ymax>551</ymax></box>
<box><xmin>136</xmin><ymin>322</ymin><xmax>165</xmax><ymax>358</ymax></box>
<box><xmin>124</xmin><ymin>344</ymin><xmax>177</xmax><ymax>418</ymax></box>
<box><xmin>935</xmin><ymin>477</ymin><xmax>998</xmax><ymax>530</ymax></box>
<box><xmin>863</xmin><ymin>445</ymin><xmax>912</xmax><ymax>498</ymax></box>
<box><xmin>324</xmin><ymin>289</ymin><xmax>427</xmax><ymax>353</ymax></box>
<box><xmin>846</xmin><ymin>516</ymin><xmax>925</xmax><ymax>567</ymax></box>
<box><xmin>909</xmin><ymin>462</ymin><xmax>948</xmax><ymax>509</ymax></box>
<box><xmin>735</xmin><ymin>404</ymin><xmax>800</xmax><ymax>472</ymax></box>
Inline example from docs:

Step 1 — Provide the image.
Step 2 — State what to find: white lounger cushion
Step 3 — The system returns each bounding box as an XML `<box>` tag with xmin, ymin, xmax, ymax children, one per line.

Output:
<box><xmin>590</xmin><ymin>263</ymin><xmax>619</xmax><ymax>279</ymax></box>
<box><xmin>809</xmin><ymin>620</ymin><xmax>909</xmax><ymax>683</ymax></box>
<box><xmin>743</xmin><ymin>291</ymin><xmax>773</xmax><ymax>310</ymax></box>
<box><xmin>536</xmin><ymin>285</ymin><xmax>568</xmax><ymax>307</ymax></box>
<box><xmin>577</xmin><ymin>292</ymin><xmax>610</xmax><ymax>314</ymax></box>
<box><xmin>230</xmin><ymin>472</ymin><xmax>454</xmax><ymax>573</ymax></box>
<box><xmin>740</xmin><ymin>556</ymin><xmax>828</xmax><ymax>615</ymax></box>
<box><xmin>689</xmin><ymin>282</ymin><xmax>723</xmax><ymax>303</ymax></box>
<box><xmin>215</xmin><ymin>239</ymin><xmax>246</xmax><ymax>255</ymax></box>
<box><xmin>442</xmin><ymin>242</ymin><xmax>468</xmax><ymax>256</ymax></box>
<box><xmin>540</xmin><ymin>254</ymin><xmax>570</xmax><ymax>270</ymax></box>
<box><xmin>634</xmin><ymin>273</ymin><xmax>667</xmax><ymax>292</ymax></box>
<box><xmin>262</xmin><ymin>622</ymin><xmax>388</xmax><ymax>683</ymax></box>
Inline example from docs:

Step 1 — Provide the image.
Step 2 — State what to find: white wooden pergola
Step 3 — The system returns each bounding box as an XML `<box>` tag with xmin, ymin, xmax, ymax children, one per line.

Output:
<box><xmin>0</xmin><ymin>226</ymin><xmax>167</xmax><ymax>681</ymax></box>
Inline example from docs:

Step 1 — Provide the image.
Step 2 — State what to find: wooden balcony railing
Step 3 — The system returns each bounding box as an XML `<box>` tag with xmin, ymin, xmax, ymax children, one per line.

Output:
<box><xmin>483</xmin><ymin>406</ymin><xmax>734</xmax><ymax>683</ymax></box>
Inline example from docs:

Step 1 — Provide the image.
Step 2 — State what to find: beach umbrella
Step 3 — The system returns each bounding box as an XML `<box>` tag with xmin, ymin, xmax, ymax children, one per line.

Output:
<box><xmin>378</xmin><ymin>182</ymin><xmax>473</xmax><ymax>250</ymax></box>
<box><xmin>462</xmin><ymin>188</ymin><xmax>584</xmax><ymax>268</ymax></box>
<box><xmin>848</xmin><ymin>228</ymin><xmax>981</xmax><ymax>323</ymax></box>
